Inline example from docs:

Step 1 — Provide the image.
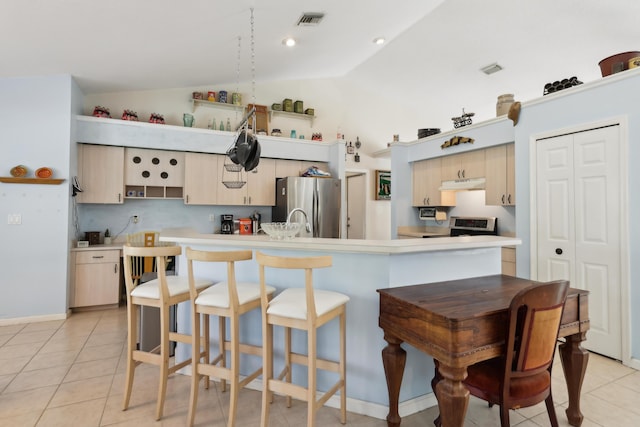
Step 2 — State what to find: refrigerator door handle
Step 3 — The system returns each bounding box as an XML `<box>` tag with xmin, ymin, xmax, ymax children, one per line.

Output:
<box><xmin>313</xmin><ymin>181</ymin><xmax>319</xmax><ymax>237</ymax></box>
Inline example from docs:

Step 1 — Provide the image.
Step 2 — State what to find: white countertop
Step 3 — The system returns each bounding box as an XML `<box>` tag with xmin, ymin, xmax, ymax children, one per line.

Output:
<box><xmin>159</xmin><ymin>227</ymin><xmax>521</xmax><ymax>255</ymax></box>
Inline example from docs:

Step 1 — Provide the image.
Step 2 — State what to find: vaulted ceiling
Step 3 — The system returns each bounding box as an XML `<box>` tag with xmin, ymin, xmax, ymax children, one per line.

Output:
<box><xmin>2</xmin><ymin>0</ymin><xmax>638</xmax><ymax>132</ymax></box>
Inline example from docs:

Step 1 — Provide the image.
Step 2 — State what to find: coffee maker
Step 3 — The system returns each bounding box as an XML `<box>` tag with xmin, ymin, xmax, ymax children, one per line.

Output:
<box><xmin>221</xmin><ymin>214</ymin><xmax>234</xmax><ymax>234</ymax></box>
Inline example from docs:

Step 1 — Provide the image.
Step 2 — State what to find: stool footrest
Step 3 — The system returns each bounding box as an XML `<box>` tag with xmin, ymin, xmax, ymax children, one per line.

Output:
<box><xmin>290</xmin><ymin>352</ymin><xmax>341</xmax><ymax>373</ymax></box>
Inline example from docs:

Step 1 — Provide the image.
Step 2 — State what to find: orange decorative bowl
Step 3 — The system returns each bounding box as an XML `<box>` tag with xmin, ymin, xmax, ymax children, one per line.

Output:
<box><xmin>35</xmin><ymin>167</ymin><xmax>53</xmax><ymax>178</ymax></box>
<box><xmin>10</xmin><ymin>165</ymin><xmax>28</xmax><ymax>177</ymax></box>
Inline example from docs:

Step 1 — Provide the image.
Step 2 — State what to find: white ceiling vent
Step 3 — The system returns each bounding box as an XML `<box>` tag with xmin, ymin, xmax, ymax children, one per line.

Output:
<box><xmin>480</xmin><ymin>63</ymin><xmax>503</xmax><ymax>75</ymax></box>
<box><xmin>297</xmin><ymin>13</ymin><xmax>325</xmax><ymax>26</ymax></box>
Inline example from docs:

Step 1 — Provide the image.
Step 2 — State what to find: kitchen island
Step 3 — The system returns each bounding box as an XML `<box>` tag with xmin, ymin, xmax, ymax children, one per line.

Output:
<box><xmin>160</xmin><ymin>228</ymin><xmax>521</xmax><ymax>419</ymax></box>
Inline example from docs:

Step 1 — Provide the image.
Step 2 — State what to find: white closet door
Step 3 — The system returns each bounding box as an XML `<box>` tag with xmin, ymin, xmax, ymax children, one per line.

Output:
<box><xmin>536</xmin><ymin>125</ymin><xmax>621</xmax><ymax>359</ymax></box>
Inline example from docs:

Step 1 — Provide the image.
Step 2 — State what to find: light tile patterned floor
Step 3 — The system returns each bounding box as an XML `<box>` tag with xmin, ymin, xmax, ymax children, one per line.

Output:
<box><xmin>0</xmin><ymin>307</ymin><xmax>638</xmax><ymax>426</ymax></box>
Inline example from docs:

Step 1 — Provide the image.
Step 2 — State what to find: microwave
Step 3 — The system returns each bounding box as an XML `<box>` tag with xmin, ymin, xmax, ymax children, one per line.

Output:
<box><xmin>419</xmin><ymin>207</ymin><xmax>447</xmax><ymax>221</ymax></box>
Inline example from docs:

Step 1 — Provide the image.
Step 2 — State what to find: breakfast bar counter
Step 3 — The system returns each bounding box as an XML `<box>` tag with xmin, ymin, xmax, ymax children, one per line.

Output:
<box><xmin>160</xmin><ymin>228</ymin><xmax>521</xmax><ymax>419</ymax></box>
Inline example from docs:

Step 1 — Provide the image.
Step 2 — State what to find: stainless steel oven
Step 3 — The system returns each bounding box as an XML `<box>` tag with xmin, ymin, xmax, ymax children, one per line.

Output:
<box><xmin>448</xmin><ymin>216</ymin><xmax>498</xmax><ymax>236</ymax></box>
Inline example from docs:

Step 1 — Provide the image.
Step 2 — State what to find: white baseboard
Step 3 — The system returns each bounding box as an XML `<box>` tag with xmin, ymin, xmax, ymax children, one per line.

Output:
<box><xmin>627</xmin><ymin>357</ymin><xmax>640</xmax><ymax>371</ymax></box>
<box><xmin>0</xmin><ymin>311</ymin><xmax>69</xmax><ymax>326</ymax></box>
<box><xmin>176</xmin><ymin>366</ymin><xmax>437</xmax><ymax>420</ymax></box>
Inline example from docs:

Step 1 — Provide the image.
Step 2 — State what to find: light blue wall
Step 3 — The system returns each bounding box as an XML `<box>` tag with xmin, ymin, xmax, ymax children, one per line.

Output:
<box><xmin>0</xmin><ymin>75</ymin><xmax>80</xmax><ymax>320</ymax></box>
<box><xmin>512</xmin><ymin>72</ymin><xmax>640</xmax><ymax>358</ymax></box>
<box><xmin>77</xmin><ymin>200</ymin><xmax>273</xmax><ymax>239</ymax></box>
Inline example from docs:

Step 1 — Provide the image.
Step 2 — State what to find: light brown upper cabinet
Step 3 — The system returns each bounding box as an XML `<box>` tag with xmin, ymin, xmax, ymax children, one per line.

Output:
<box><xmin>184</xmin><ymin>152</ymin><xmax>219</xmax><ymax>205</ymax></box>
<box><xmin>440</xmin><ymin>150</ymin><xmax>485</xmax><ymax>181</ymax></box>
<box><xmin>485</xmin><ymin>143</ymin><xmax>515</xmax><ymax>206</ymax></box>
<box><xmin>412</xmin><ymin>157</ymin><xmax>455</xmax><ymax>207</ymax></box>
<box><xmin>216</xmin><ymin>156</ymin><xmax>276</xmax><ymax>206</ymax></box>
<box><xmin>124</xmin><ymin>148</ymin><xmax>184</xmax><ymax>199</ymax></box>
<box><xmin>76</xmin><ymin>144</ymin><xmax>125</xmax><ymax>204</ymax></box>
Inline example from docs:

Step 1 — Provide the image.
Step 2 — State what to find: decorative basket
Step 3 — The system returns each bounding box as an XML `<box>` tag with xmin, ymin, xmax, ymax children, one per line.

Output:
<box><xmin>224</xmin><ymin>163</ymin><xmax>244</xmax><ymax>172</ymax></box>
<box><xmin>223</xmin><ymin>181</ymin><xmax>246</xmax><ymax>189</ymax></box>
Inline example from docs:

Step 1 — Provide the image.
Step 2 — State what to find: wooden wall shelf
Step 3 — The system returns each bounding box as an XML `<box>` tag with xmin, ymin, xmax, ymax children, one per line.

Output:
<box><xmin>0</xmin><ymin>177</ymin><xmax>66</xmax><ymax>185</ymax></box>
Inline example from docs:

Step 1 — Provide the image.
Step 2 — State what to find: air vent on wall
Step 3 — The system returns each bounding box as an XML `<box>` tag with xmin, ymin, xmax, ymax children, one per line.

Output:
<box><xmin>297</xmin><ymin>13</ymin><xmax>324</xmax><ymax>26</ymax></box>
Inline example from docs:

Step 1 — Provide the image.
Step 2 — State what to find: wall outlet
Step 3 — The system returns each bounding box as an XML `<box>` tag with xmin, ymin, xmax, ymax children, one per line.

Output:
<box><xmin>132</xmin><ymin>215</ymin><xmax>139</xmax><ymax>224</ymax></box>
<box><xmin>7</xmin><ymin>214</ymin><xmax>21</xmax><ymax>225</ymax></box>
<box><xmin>209</xmin><ymin>214</ymin><xmax>215</xmax><ymax>222</ymax></box>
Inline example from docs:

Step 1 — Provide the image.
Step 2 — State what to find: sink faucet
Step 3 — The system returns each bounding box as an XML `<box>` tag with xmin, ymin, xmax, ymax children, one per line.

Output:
<box><xmin>286</xmin><ymin>208</ymin><xmax>312</xmax><ymax>233</ymax></box>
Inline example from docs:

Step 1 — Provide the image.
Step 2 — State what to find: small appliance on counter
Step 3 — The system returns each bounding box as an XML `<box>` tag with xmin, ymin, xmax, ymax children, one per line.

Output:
<box><xmin>221</xmin><ymin>214</ymin><xmax>234</xmax><ymax>234</ymax></box>
<box><xmin>239</xmin><ymin>218</ymin><xmax>252</xmax><ymax>235</ymax></box>
<box><xmin>418</xmin><ymin>207</ymin><xmax>448</xmax><ymax>221</ymax></box>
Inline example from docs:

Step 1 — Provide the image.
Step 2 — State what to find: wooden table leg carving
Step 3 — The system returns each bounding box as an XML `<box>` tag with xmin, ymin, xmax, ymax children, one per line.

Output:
<box><xmin>382</xmin><ymin>333</ymin><xmax>406</xmax><ymax>427</ymax></box>
<box><xmin>434</xmin><ymin>363</ymin><xmax>469</xmax><ymax>427</ymax></box>
<box><xmin>559</xmin><ymin>332</ymin><xmax>589</xmax><ymax>427</ymax></box>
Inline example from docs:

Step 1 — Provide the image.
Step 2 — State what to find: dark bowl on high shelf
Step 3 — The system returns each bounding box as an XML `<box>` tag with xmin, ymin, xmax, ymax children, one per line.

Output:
<box><xmin>418</xmin><ymin>128</ymin><xmax>441</xmax><ymax>138</ymax></box>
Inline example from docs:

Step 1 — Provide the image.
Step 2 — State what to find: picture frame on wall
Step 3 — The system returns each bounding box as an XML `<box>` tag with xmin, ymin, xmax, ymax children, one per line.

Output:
<box><xmin>375</xmin><ymin>170</ymin><xmax>391</xmax><ymax>200</ymax></box>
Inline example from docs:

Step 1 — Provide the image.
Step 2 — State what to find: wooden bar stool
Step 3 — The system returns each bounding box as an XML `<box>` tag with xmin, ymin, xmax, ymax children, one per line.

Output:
<box><xmin>122</xmin><ymin>244</ymin><xmax>213</xmax><ymax>420</ymax></box>
<box><xmin>256</xmin><ymin>251</ymin><xmax>349</xmax><ymax>427</ymax></box>
<box><xmin>185</xmin><ymin>248</ymin><xmax>275</xmax><ymax>427</ymax></box>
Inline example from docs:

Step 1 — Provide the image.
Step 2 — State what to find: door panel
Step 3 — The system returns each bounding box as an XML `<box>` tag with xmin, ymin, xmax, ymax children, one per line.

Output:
<box><xmin>347</xmin><ymin>174</ymin><xmax>366</xmax><ymax>239</ymax></box>
<box><xmin>537</xmin><ymin>135</ymin><xmax>575</xmax><ymax>284</ymax></box>
<box><xmin>536</xmin><ymin>125</ymin><xmax>621</xmax><ymax>359</ymax></box>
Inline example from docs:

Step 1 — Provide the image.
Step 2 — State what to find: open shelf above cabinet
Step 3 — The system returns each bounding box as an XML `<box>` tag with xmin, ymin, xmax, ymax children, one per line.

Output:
<box><xmin>0</xmin><ymin>177</ymin><xmax>66</xmax><ymax>185</ymax></box>
<box><xmin>269</xmin><ymin>110</ymin><xmax>316</xmax><ymax>126</ymax></box>
<box><xmin>191</xmin><ymin>99</ymin><xmax>244</xmax><ymax>113</ymax></box>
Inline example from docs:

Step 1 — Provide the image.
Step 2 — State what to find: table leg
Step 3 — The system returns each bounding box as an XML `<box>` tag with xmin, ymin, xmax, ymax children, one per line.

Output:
<box><xmin>434</xmin><ymin>363</ymin><xmax>469</xmax><ymax>427</ymax></box>
<box><xmin>559</xmin><ymin>332</ymin><xmax>589</xmax><ymax>427</ymax></box>
<box><xmin>382</xmin><ymin>333</ymin><xmax>406</xmax><ymax>427</ymax></box>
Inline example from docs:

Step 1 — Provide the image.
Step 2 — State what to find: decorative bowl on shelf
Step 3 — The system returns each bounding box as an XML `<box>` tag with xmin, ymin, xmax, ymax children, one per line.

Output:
<box><xmin>10</xmin><ymin>165</ymin><xmax>28</xmax><ymax>177</ymax></box>
<box><xmin>260</xmin><ymin>222</ymin><xmax>301</xmax><ymax>240</ymax></box>
<box><xmin>36</xmin><ymin>167</ymin><xmax>53</xmax><ymax>178</ymax></box>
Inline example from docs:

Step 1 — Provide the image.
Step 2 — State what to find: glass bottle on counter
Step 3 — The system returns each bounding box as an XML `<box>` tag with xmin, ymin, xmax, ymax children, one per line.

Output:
<box><xmin>226</xmin><ymin>118</ymin><xmax>231</xmax><ymax>131</ymax></box>
<box><xmin>219</xmin><ymin>119</ymin><xmax>225</xmax><ymax>131</ymax></box>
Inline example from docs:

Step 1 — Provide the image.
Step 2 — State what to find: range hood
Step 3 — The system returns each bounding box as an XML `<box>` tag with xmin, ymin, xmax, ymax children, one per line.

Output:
<box><xmin>439</xmin><ymin>177</ymin><xmax>486</xmax><ymax>191</ymax></box>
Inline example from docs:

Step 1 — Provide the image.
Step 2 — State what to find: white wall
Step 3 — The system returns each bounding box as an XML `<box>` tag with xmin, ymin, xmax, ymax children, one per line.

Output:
<box><xmin>0</xmin><ymin>75</ymin><xmax>80</xmax><ymax>321</ymax></box>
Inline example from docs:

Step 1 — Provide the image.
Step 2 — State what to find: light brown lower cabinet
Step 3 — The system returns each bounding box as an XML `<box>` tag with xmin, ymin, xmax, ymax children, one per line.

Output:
<box><xmin>501</xmin><ymin>247</ymin><xmax>516</xmax><ymax>276</ymax></box>
<box><xmin>72</xmin><ymin>250</ymin><xmax>121</xmax><ymax>308</ymax></box>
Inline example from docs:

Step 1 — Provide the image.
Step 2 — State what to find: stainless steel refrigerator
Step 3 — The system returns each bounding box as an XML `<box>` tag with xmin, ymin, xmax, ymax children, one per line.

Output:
<box><xmin>273</xmin><ymin>177</ymin><xmax>341</xmax><ymax>238</ymax></box>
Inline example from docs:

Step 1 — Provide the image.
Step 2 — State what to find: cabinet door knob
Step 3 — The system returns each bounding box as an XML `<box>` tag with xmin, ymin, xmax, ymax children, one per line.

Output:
<box><xmin>555</xmin><ymin>248</ymin><xmax>563</xmax><ymax>255</ymax></box>
<box><xmin>426</xmin><ymin>197</ymin><xmax>430</xmax><ymax>206</ymax></box>
<box><xmin>508</xmin><ymin>194</ymin><xmax>512</xmax><ymax>204</ymax></box>
<box><xmin>501</xmin><ymin>195</ymin><xmax>505</xmax><ymax>204</ymax></box>
<box><xmin>92</xmin><ymin>255</ymin><xmax>104</xmax><ymax>259</ymax></box>
<box><xmin>461</xmin><ymin>169</ymin><xmax>465</xmax><ymax>178</ymax></box>
<box><xmin>114</xmin><ymin>264</ymin><xmax>118</xmax><ymax>273</ymax></box>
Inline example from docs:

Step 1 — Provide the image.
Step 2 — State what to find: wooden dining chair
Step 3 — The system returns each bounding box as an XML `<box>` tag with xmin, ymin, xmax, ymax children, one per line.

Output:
<box><xmin>256</xmin><ymin>251</ymin><xmax>349</xmax><ymax>427</ymax></box>
<box><xmin>433</xmin><ymin>280</ymin><xmax>570</xmax><ymax>427</ymax></box>
<box><xmin>185</xmin><ymin>248</ymin><xmax>275</xmax><ymax>427</ymax></box>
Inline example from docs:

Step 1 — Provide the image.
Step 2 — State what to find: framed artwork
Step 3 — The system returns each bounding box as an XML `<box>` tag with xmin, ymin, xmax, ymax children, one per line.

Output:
<box><xmin>375</xmin><ymin>170</ymin><xmax>391</xmax><ymax>200</ymax></box>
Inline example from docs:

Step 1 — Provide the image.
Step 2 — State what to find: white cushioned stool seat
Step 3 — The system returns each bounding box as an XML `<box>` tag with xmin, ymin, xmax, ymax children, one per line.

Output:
<box><xmin>196</xmin><ymin>281</ymin><xmax>276</xmax><ymax>308</ymax></box>
<box><xmin>256</xmin><ymin>251</ymin><xmax>348</xmax><ymax>427</ymax></box>
<box><xmin>186</xmin><ymin>248</ymin><xmax>274</xmax><ymax>427</ymax></box>
<box><xmin>122</xmin><ymin>243</ymin><xmax>211</xmax><ymax>422</ymax></box>
<box><xmin>131</xmin><ymin>275</ymin><xmax>213</xmax><ymax>299</ymax></box>
<box><xmin>267</xmin><ymin>288</ymin><xmax>350</xmax><ymax>320</ymax></box>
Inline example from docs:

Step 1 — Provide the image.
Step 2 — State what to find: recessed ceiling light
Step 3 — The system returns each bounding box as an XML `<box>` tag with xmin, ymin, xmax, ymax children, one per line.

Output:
<box><xmin>282</xmin><ymin>37</ymin><xmax>296</xmax><ymax>47</ymax></box>
<box><xmin>373</xmin><ymin>37</ymin><xmax>386</xmax><ymax>45</ymax></box>
<box><xmin>480</xmin><ymin>63</ymin><xmax>503</xmax><ymax>75</ymax></box>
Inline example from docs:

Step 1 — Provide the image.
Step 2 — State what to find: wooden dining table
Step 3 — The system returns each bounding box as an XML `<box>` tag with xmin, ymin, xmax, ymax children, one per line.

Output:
<box><xmin>378</xmin><ymin>275</ymin><xmax>590</xmax><ymax>427</ymax></box>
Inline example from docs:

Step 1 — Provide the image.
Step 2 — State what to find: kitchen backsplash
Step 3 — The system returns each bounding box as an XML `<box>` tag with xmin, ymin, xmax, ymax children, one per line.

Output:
<box><xmin>77</xmin><ymin>199</ymin><xmax>272</xmax><ymax>240</ymax></box>
<box><xmin>447</xmin><ymin>190</ymin><xmax>516</xmax><ymax>235</ymax></box>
